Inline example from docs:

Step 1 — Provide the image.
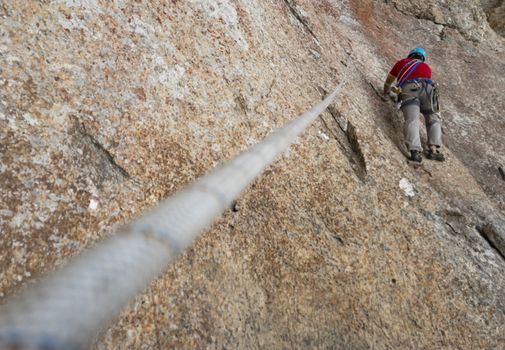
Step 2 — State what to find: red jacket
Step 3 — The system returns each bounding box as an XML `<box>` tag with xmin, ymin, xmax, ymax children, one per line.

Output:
<box><xmin>389</xmin><ymin>58</ymin><xmax>432</xmax><ymax>85</ymax></box>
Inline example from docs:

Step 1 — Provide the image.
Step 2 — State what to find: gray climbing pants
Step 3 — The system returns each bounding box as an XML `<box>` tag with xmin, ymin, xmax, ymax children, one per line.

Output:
<box><xmin>400</xmin><ymin>81</ymin><xmax>442</xmax><ymax>151</ymax></box>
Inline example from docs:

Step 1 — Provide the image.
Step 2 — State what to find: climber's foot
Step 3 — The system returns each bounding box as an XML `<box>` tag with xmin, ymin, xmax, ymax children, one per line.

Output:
<box><xmin>425</xmin><ymin>148</ymin><xmax>445</xmax><ymax>161</ymax></box>
<box><xmin>409</xmin><ymin>150</ymin><xmax>422</xmax><ymax>163</ymax></box>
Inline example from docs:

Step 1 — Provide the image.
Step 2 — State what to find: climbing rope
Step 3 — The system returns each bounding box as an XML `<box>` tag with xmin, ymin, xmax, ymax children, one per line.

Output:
<box><xmin>0</xmin><ymin>76</ymin><xmax>348</xmax><ymax>350</ymax></box>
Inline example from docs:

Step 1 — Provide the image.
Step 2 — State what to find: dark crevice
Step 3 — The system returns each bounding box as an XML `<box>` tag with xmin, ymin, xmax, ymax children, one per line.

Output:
<box><xmin>498</xmin><ymin>166</ymin><xmax>505</xmax><ymax>181</ymax></box>
<box><xmin>345</xmin><ymin>121</ymin><xmax>368</xmax><ymax>177</ymax></box>
<box><xmin>317</xmin><ymin>114</ymin><xmax>356</xmax><ymax>173</ymax></box>
<box><xmin>318</xmin><ymin>101</ymin><xmax>367</xmax><ymax>182</ymax></box>
<box><xmin>318</xmin><ymin>115</ymin><xmax>341</xmax><ymax>141</ymax></box>
<box><xmin>72</xmin><ymin>116</ymin><xmax>131</xmax><ymax>180</ymax></box>
<box><xmin>283</xmin><ymin>0</ymin><xmax>319</xmax><ymax>42</ymax></box>
<box><xmin>476</xmin><ymin>223</ymin><xmax>505</xmax><ymax>261</ymax></box>
<box><xmin>445</xmin><ymin>221</ymin><xmax>460</xmax><ymax>235</ymax></box>
<box><xmin>327</xmin><ymin>105</ymin><xmax>348</xmax><ymax>134</ymax></box>
<box><xmin>230</xmin><ymin>200</ymin><xmax>240</xmax><ymax>212</ymax></box>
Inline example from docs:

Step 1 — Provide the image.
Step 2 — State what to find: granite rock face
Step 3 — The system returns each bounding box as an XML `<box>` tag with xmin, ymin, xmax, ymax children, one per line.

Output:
<box><xmin>482</xmin><ymin>0</ymin><xmax>505</xmax><ymax>36</ymax></box>
<box><xmin>1</xmin><ymin>0</ymin><xmax>505</xmax><ymax>349</ymax></box>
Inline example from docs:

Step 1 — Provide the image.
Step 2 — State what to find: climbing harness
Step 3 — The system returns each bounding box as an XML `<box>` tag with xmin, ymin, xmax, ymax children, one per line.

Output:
<box><xmin>397</xmin><ymin>79</ymin><xmax>440</xmax><ymax>114</ymax></box>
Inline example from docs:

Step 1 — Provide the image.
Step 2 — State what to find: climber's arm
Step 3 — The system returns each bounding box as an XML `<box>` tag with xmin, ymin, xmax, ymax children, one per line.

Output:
<box><xmin>383</xmin><ymin>74</ymin><xmax>396</xmax><ymax>95</ymax></box>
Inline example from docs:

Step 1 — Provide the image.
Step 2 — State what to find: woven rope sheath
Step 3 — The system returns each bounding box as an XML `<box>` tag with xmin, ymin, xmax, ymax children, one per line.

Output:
<box><xmin>0</xmin><ymin>78</ymin><xmax>347</xmax><ymax>350</ymax></box>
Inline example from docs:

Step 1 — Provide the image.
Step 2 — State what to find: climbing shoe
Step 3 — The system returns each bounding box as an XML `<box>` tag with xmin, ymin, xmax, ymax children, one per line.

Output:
<box><xmin>425</xmin><ymin>148</ymin><xmax>445</xmax><ymax>161</ymax></box>
<box><xmin>409</xmin><ymin>150</ymin><xmax>422</xmax><ymax>163</ymax></box>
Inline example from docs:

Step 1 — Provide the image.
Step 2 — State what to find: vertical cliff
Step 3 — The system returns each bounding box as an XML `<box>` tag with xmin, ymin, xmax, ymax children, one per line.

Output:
<box><xmin>1</xmin><ymin>0</ymin><xmax>504</xmax><ymax>348</ymax></box>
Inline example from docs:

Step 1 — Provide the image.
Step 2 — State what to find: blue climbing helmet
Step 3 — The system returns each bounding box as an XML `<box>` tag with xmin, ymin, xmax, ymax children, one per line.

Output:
<box><xmin>407</xmin><ymin>47</ymin><xmax>426</xmax><ymax>61</ymax></box>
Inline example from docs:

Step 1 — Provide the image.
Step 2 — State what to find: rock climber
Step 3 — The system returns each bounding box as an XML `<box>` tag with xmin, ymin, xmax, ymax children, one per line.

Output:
<box><xmin>383</xmin><ymin>47</ymin><xmax>445</xmax><ymax>163</ymax></box>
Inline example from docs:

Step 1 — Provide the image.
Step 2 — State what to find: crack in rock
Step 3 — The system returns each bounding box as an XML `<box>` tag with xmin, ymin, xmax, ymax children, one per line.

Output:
<box><xmin>345</xmin><ymin>120</ymin><xmax>368</xmax><ymax>177</ymax></box>
<box><xmin>72</xmin><ymin>117</ymin><xmax>131</xmax><ymax>181</ymax></box>
<box><xmin>476</xmin><ymin>222</ymin><xmax>505</xmax><ymax>261</ymax></box>
<box><xmin>283</xmin><ymin>0</ymin><xmax>319</xmax><ymax>42</ymax></box>
<box><xmin>498</xmin><ymin>166</ymin><xmax>505</xmax><ymax>181</ymax></box>
<box><xmin>318</xmin><ymin>103</ymin><xmax>367</xmax><ymax>182</ymax></box>
<box><xmin>445</xmin><ymin>221</ymin><xmax>460</xmax><ymax>235</ymax></box>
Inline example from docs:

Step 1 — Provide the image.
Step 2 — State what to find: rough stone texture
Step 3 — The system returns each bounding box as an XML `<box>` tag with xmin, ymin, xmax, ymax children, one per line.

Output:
<box><xmin>481</xmin><ymin>0</ymin><xmax>505</xmax><ymax>36</ymax></box>
<box><xmin>1</xmin><ymin>0</ymin><xmax>505</xmax><ymax>349</ymax></box>
<box><xmin>383</xmin><ymin>0</ymin><xmax>505</xmax><ymax>42</ymax></box>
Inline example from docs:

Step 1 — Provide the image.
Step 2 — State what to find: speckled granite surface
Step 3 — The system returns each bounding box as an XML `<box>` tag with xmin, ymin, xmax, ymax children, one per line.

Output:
<box><xmin>1</xmin><ymin>0</ymin><xmax>505</xmax><ymax>348</ymax></box>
